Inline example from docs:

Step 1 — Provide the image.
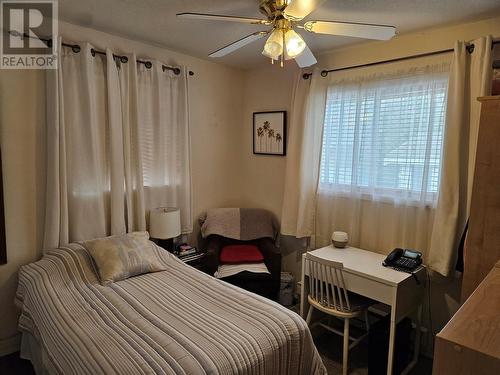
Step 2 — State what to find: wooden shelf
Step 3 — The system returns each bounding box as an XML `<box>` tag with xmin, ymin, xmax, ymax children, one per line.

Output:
<box><xmin>433</xmin><ymin>263</ymin><xmax>500</xmax><ymax>374</ymax></box>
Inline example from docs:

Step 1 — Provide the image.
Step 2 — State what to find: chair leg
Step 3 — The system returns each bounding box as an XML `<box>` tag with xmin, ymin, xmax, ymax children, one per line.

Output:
<box><xmin>364</xmin><ymin>310</ymin><xmax>370</xmax><ymax>332</ymax></box>
<box><xmin>306</xmin><ymin>305</ymin><xmax>313</xmax><ymax>325</ymax></box>
<box><xmin>343</xmin><ymin>318</ymin><xmax>350</xmax><ymax>375</ymax></box>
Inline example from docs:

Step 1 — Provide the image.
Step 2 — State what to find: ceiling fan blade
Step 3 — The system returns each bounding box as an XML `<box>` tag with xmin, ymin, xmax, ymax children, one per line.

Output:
<box><xmin>294</xmin><ymin>45</ymin><xmax>317</xmax><ymax>68</ymax></box>
<box><xmin>177</xmin><ymin>12</ymin><xmax>270</xmax><ymax>25</ymax></box>
<box><xmin>209</xmin><ymin>31</ymin><xmax>269</xmax><ymax>58</ymax></box>
<box><xmin>303</xmin><ymin>20</ymin><xmax>396</xmax><ymax>40</ymax></box>
<box><xmin>284</xmin><ymin>0</ymin><xmax>327</xmax><ymax>21</ymax></box>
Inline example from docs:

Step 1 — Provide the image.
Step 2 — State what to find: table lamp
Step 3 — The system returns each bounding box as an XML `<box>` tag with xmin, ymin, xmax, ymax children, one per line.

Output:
<box><xmin>149</xmin><ymin>207</ymin><xmax>181</xmax><ymax>251</ymax></box>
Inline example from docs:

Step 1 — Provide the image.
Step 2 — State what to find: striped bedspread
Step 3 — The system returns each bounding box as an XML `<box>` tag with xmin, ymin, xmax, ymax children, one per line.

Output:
<box><xmin>16</xmin><ymin>243</ymin><xmax>326</xmax><ymax>375</ymax></box>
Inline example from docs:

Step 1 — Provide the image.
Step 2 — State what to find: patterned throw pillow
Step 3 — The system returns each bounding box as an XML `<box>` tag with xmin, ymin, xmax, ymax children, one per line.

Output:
<box><xmin>83</xmin><ymin>232</ymin><xmax>166</xmax><ymax>285</ymax></box>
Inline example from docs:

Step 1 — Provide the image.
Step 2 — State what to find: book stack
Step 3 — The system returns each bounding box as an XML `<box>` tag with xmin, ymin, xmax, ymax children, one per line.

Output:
<box><xmin>175</xmin><ymin>244</ymin><xmax>204</xmax><ymax>263</ymax></box>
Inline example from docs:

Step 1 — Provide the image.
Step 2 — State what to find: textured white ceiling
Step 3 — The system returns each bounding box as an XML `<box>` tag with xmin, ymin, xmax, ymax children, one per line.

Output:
<box><xmin>58</xmin><ymin>0</ymin><xmax>500</xmax><ymax>68</ymax></box>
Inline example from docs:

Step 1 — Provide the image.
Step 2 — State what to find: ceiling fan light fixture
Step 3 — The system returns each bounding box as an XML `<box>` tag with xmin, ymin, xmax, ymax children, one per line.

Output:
<box><xmin>262</xmin><ymin>28</ymin><xmax>283</xmax><ymax>60</ymax></box>
<box><xmin>179</xmin><ymin>0</ymin><xmax>397</xmax><ymax>65</ymax></box>
<box><xmin>284</xmin><ymin>29</ymin><xmax>306</xmax><ymax>58</ymax></box>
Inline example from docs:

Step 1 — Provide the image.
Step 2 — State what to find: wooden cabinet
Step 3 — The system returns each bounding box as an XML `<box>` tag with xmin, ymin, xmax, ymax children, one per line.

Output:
<box><xmin>433</xmin><ymin>261</ymin><xmax>500</xmax><ymax>375</ymax></box>
<box><xmin>434</xmin><ymin>96</ymin><xmax>500</xmax><ymax>374</ymax></box>
<box><xmin>461</xmin><ymin>96</ymin><xmax>500</xmax><ymax>301</ymax></box>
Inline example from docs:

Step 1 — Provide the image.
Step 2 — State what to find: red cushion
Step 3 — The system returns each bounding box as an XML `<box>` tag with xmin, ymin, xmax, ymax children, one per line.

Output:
<box><xmin>220</xmin><ymin>245</ymin><xmax>264</xmax><ymax>264</ymax></box>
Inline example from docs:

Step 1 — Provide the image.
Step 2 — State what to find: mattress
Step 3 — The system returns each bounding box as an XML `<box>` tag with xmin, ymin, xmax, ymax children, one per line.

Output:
<box><xmin>16</xmin><ymin>243</ymin><xmax>326</xmax><ymax>375</ymax></box>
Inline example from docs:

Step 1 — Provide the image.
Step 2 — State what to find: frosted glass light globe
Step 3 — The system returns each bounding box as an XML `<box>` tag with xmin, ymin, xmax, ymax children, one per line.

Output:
<box><xmin>262</xmin><ymin>29</ymin><xmax>283</xmax><ymax>60</ymax></box>
<box><xmin>285</xmin><ymin>29</ymin><xmax>306</xmax><ymax>58</ymax></box>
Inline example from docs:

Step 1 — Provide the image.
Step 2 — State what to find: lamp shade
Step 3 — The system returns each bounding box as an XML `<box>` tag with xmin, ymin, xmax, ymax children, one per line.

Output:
<box><xmin>262</xmin><ymin>28</ymin><xmax>283</xmax><ymax>60</ymax></box>
<box><xmin>149</xmin><ymin>207</ymin><xmax>181</xmax><ymax>239</ymax></box>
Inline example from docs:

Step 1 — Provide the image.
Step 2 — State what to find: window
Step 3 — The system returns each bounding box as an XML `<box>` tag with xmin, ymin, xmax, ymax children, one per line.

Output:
<box><xmin>319</xmin><ymin>70</ymin><xmax>448</xmax><ymax>204</ymax></box>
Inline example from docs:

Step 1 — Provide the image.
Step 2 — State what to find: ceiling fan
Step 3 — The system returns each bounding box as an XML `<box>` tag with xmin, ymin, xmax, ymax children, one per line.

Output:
<box><xmin>177</xmin><ymin>0</ymin><xmax>396</xmax><ymax>68</ymax></box>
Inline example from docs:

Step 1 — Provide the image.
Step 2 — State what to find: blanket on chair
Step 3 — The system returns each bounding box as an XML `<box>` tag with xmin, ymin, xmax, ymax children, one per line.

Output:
<box><xmin>200</xmin><ymin>208</ymin><xmax>279</xmax><ymax>241</ymax></box>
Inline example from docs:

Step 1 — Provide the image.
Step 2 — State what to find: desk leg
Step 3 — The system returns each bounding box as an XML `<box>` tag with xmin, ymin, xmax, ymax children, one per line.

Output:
<box><xmin>387</xmin><ymin>309</ymin><xmax>396</xmax><ymax>375</ymax></box>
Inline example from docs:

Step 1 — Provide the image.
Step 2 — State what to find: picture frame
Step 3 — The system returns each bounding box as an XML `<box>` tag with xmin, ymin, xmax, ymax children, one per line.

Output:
<box><xmin>253</xmin><ymin>111</ymin><xmax>286</xmax><ymax>156</ymax></box>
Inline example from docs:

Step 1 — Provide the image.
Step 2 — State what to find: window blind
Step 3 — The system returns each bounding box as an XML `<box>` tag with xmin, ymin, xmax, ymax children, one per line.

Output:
<box><xmin>320</xmin><ymin>71</ymin><xmax>449</xmax><ymax>204</ymax></box>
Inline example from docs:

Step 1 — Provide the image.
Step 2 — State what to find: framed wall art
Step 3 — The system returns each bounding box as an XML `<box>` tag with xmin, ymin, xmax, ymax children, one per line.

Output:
<box><xmin>253</xmin><ymin>111</ymin><xmax>286</xmax><ymax>156</ymax></box>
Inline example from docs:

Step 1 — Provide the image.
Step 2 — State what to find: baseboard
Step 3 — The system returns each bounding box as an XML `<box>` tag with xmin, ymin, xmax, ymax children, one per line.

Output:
<box><xmin>0</xmin><ymin>334</ymin><xmax>21</xmax><ymax>356</ymax></box>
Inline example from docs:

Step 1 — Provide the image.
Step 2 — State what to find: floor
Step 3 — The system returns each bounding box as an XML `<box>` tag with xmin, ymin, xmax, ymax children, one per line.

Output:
<box><xmin>290</xmin><ymin>302</ymin><xmax>433</xmax><ymax>375</ymax></box>
<box><xmin>313</xmin><ymin>328</ymin><xmax>432</xmax><ymax>375</ymax></box>
<box><xmin>0</xmin><ymin>352</ymin><xmax>34</xmax><ymax>375</ymax></box>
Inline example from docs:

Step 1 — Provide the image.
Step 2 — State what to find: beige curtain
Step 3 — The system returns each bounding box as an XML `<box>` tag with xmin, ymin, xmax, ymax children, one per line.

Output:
<box><xmin>137</xmin><ymin>62</ymin><xmax>192</xmax><ymax>233</ymax></box>
<box><xmin>281</xmin><ymin>69</ymin><xmax>327</xmax><ymax>238</ymax></box>
<box><xmin>44</xmin><ymin>39</ymin><xmax>191</xmax><ymax>249</ymax></box>
<box><xmin>428</xmin><ymin>36</ymin><xmax>493</xmax><ymax>276</ymax></box>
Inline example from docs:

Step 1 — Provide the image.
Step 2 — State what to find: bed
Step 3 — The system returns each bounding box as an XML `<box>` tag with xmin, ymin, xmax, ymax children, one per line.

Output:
<box><xmin>15</xmin><ymin>241</ymin><xmax>326</xmax><ymax>374</ymax></box>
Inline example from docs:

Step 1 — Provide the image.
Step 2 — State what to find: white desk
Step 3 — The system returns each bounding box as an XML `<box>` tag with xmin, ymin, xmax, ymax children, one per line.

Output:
<box><xmin>300</xmin><ymin>245</ymin><xmax>425</xmax><ymax>375</ymax></box>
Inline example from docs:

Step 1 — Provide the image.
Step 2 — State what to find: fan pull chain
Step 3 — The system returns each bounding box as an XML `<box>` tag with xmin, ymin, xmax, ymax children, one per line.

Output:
<box><xmin>280</xmin><ymin>28</ymin><xmax>285</xmax><ymax>68</ymax></box>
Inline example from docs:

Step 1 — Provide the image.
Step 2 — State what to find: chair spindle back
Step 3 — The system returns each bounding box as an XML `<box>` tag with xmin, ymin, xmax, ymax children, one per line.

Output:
<box><xmin>305</xmin><ymin>252</ymin><xmax>351</xmax><ymax>311</ymax></box>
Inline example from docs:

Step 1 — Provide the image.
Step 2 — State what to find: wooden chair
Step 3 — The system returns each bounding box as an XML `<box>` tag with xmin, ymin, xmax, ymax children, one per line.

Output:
<box><xmin>305</xmin><ymin>252</ymin><xmax>375</xmax><ymax>375</ymax></box>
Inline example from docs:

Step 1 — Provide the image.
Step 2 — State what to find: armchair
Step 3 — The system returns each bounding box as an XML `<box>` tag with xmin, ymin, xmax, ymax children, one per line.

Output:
<box><xmin>206</xmin><ymin>235</ymin><xmax>281</xmax><ymax>301</ymax></box>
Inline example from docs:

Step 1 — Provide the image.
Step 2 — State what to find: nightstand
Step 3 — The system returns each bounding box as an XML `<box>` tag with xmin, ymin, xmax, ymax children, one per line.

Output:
<box><xmin>155</xmin><ymin>240</ymin><xmax>208</xmax><ymax>273</ymax></box>
<box><xmin>175</xmin><ymin>251</ymin><xmax>207</xmax><ymax>272</ymax></box>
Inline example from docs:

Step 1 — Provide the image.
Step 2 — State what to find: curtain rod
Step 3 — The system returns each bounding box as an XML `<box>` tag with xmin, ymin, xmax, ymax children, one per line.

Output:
<box><xmin>8</xmin><ymin>31</ymin><xmax>194</xmax><ymax>76</ymax></box>
<box><xmin>302</xmin><ymin>40</ymin><xmax>500</xmax><ymax>80</ymax></box>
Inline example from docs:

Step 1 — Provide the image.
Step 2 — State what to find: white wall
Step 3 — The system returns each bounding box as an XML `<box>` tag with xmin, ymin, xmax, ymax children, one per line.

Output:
<box><xmin>0</xmin><ymin>20</ymin><xmax>245</xmax><ymax>354</ymax></box>
<box><xmin>0</xmin><ymin>70</ymin><xmax>46</xmax><ymax>354</ymax></box>
<box><xmin>240</xmin><ymin>64</ymin><xmax>296</xmax><ymax>219</ymax></box>
<box><xmin>239</xmin><ymin>64</ymin><xmax>309</xmax><ymax>281</ymax></box>
<box><xmin>316</xmin><ymin>15</ymin><xmax>500</xmax><ymax>72</ymax></box>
